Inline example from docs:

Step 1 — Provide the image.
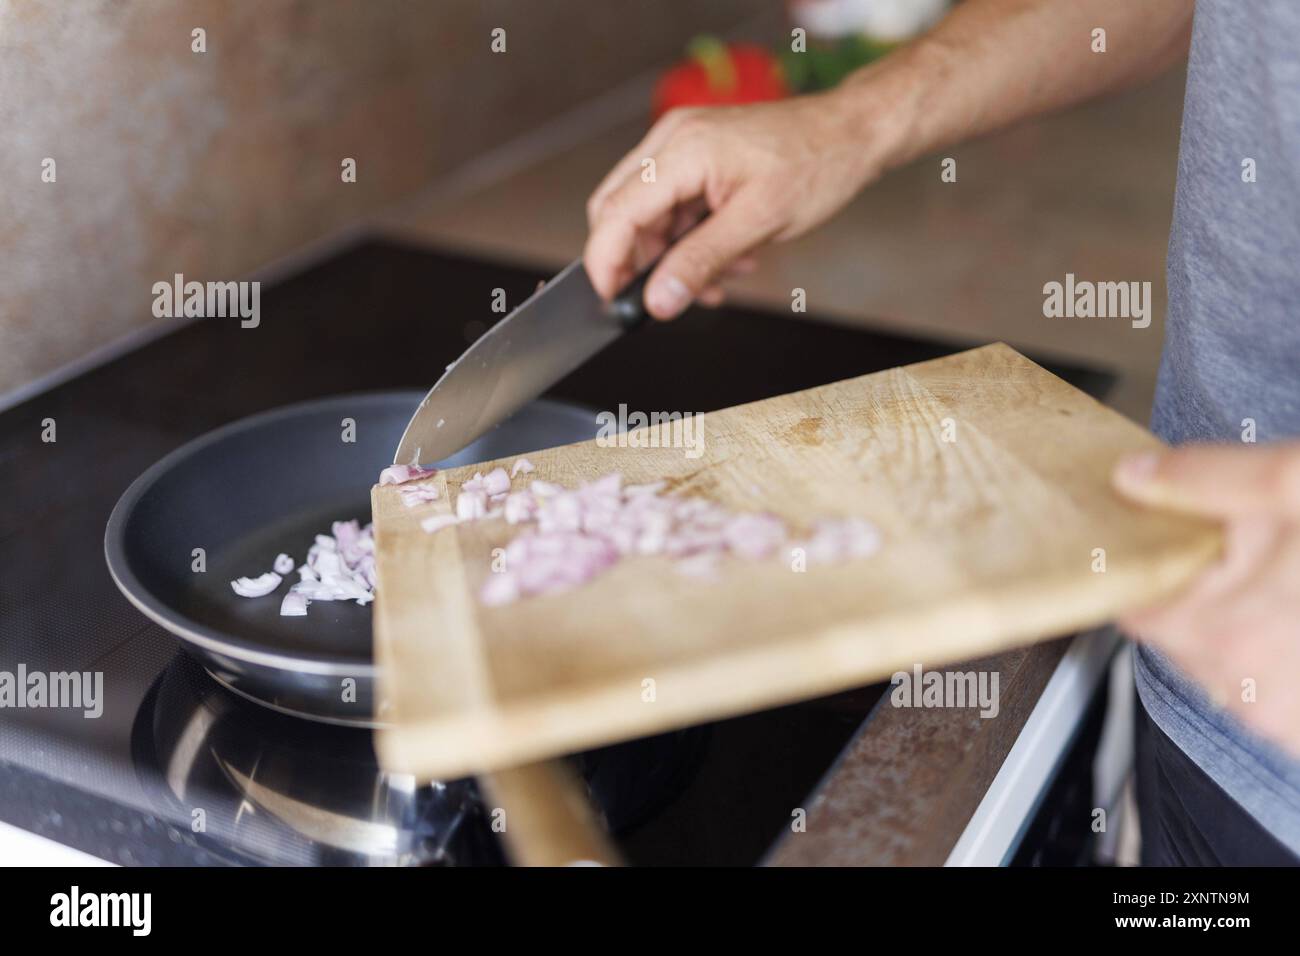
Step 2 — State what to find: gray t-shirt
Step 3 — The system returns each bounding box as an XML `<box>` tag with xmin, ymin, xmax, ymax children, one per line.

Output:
<box><xmin>1141</xmin><ymin>0</ymin><xmax>1300</xmax><ymax>853</ymax></box>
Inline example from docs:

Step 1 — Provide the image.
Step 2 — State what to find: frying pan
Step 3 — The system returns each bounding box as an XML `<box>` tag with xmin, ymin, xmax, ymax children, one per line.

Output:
<box><xmin>106</xmin><ymin>391</ymin><xmax>599</xmax><ymax>726</ymax></box>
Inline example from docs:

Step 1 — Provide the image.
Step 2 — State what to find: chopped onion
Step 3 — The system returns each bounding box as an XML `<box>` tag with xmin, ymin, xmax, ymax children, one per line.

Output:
<box><xmin>721</xmin><ymin>513</ymin><xmax>786</xmax><ymax>560</ymax></box>
<box><xmin>399</xmin><ymin>482</ymin><xmax>440</xmax><ymax>508</ymax></box>
<box><xmin>457</xmin><ymin>471</ymin><xmax>882</xmax><ymax>607</ymax></box>
<box><xmin>530</xmin><ymin>479</ymin><xmax>563</xmax><ymax>498</ymax></box>
<box><xmin>296</xmin><ymin>519</ymin><xmax>376</xmax><ymax>608</ymax></box>
<box><xmin>231</xmin><ymin>572</ymin><xmax>282</xmax><ymax>598</ymax></box>
<box><xmin>227</xmin><ymin>519</ymin><xmax>380</xmax><ymax>617</ymax></box>
<box><xmin>503</xmin><ymin>490</ymin><xmax>536</xmax><ymax>525</ymax></box>
<box><xmin>456</xmin><ymin>488</ymin><xmax>488</xmax><ymax>520</ymax></box>
<box><xmin>481</xmin><ymin>529</ymin><xmax>619</xmax><ymax>605</ymax></box>
<box><xmin>354</xmin><ymin>464</ymin><xmax>885</xmax><ymax>613</ymax></box>
<box><xmin>482</xmin><ymin>467</ymin><xmax>511</xmax><ymax>496</ymax></box>
<box><xmin>379</xmin><ymin>463</ymin><xmax>438</xmax><ymax>486</ymax></box>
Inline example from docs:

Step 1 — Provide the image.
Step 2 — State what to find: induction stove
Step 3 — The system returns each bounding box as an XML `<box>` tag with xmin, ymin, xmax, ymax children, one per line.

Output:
<box><xmin>0</xmin><ymin>239</ymin><xmax>1113</xmax><ymax>865</ymax></box>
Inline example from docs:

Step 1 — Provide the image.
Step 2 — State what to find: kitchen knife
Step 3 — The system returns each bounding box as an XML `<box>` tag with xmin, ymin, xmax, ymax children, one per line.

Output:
<box><xmin>393</xmin><ymin>260</ymin><xmax>654</xmax><ymax>466</ymax></box>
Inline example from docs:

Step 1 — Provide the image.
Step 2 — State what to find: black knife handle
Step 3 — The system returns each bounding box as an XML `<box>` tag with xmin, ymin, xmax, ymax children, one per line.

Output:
<box><xmin>606</xmin><ymin>211</ymin><xmax>710</xmax><ymax>330</ymax></box>
<box><xmin>608</xmin><ymin>267</ymin><xmax>655</xmax><ymax>330</ymax></box>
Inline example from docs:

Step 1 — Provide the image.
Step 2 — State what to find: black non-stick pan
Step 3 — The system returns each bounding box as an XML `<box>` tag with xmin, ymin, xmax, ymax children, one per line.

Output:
<box><xmin>106</xmin><ymin>391</ymin><xmax>598</xmax><ymax>726</ymax></box>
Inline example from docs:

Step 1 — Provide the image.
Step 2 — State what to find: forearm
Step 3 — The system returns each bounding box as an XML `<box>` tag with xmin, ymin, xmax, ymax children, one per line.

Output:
<box><xmin>833</xmin><ymin>0</ymin><xmax>1195</xmax><ymax>173</ymax></box>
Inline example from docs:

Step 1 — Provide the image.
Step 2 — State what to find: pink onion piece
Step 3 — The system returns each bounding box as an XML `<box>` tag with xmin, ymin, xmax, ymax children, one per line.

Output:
<box><xmin>481</xmin><ymin>467</ymin><xmax>511</xmax><ymax>496</ymax></box>
<box><xmin>530</xmin><ymin>479</ymin><xmax>563</xmax><ymax>498</ymax></box>
<box><xmin>237</xmin><ymin>517</ymin><xmax>382</xmax><ymax>617</ymax></box>
<box><xmin>379</xmin><ymin>463</ymin><xmax>438</xmax><ymax>486</ymax></box>
<box><xmin>510</xmin><ymin>458</ymin><xmax>535</xmax><ymax>478</ymax></box>
<box><xmin>479</xmin><ymin>529</ymin><xmax>619</xmax><ymax>605</ymax></box>
<box><xmin>285</xmin><ymin>520</ymin><xmax>377</xmax><ymax>614</ymax></box>
<box><xmin>456</xmin><ymin>488</ymin><xmax>488</xmax><ymax>521</ymax></box>
<box><xmin>398</xmin><ymin>483</ymin><xmax>440</xmax><ymax>508</ymax></box>
<box><xmin>459</xmin><ymin>470</ymin><xmax>882</xmax><ymax>607</ymax></box>
<box><xmin>721</xmin><ymin>513</ymin><xmax>786</xmax><ymax>560</ymax></box>
<box><xmin>503</xmin><ymin>491</ymin><xmax>536</xmax><ymax>525</ymax></box>
<box><xmin>231</xmin><ymin>572</ymin><xmax>282</xmax><ymax>598</ymax></box>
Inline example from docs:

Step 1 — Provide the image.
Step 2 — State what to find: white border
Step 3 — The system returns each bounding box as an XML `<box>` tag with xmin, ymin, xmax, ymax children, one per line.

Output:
<box><xmin>0</xmin><ymin>818</ymin><xmax>113</xmax><ymax>866</ymax></box>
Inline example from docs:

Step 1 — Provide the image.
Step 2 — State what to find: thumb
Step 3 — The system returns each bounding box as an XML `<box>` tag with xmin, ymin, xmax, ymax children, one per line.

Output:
<box><xmin>642</xmin><ymin>194</ymin><xmax>776</xmax><ymax>320</ymax></box>
<box><xmin>1112</xmin><ymin>442</ymin><xmax>1300</xmax><ymax>518</ymax></box>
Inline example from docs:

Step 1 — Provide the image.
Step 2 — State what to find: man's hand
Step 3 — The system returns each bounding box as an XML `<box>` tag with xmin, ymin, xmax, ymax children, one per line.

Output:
<box><xmin>583</xmin><ymin>0</ymin><xmax>1193</xmax><ymax>320</ymax></box>
<box><xmin>1114</xmin><ymin>443</ymin><xmax>1300</xmax><ymax>755</ymax></box>
<box><xmin>584</xmin><ymin>93</ymin><xmax>888</xmax><ymax>319</ymax></box>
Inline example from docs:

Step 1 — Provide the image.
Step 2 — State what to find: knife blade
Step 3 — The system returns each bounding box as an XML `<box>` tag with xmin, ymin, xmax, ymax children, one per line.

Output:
<box><xmin>393</xmin><ymin>259</ymin><xmax>651</xmax><ymax>466</ymax></box>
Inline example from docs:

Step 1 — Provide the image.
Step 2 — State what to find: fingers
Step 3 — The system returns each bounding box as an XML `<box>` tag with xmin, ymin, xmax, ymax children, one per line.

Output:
<box><xmin>587</xmin><ymin>110</ymin><xmax>691</xmax><ymax>228</ymax></box>
<box><xmin>1120</xmin><ymin>517</ymin><xmax>1299</xmax><ymax>725</ymax></box>
<box><xmin>642</xmin><ymin>190</ymin><xmax>777</xmax><ymax>319</ymax></box>
<box><xmin>1114</xmin><ymin>446</ymin><xmax>1300</xmax><ymax>755</ymax></box>
<box><xmin>584</xmin><ymin>113</ymin><xmax>698</xmax><ymax>299</ymax></box>
<box><xmin>583</xmin><ymin>150</ymin><xmax>706</xmax><ymax>301</ymax></box>
<box><xmin>697</xmin><ymin>285</ymin><xmax>725</xmax><ymax>307</ymax></box>
<box><xmin>1120</xmin><ymin>517</ymin><xmax>1280</xmax><ymax>642</ymax></box>
<box><xmin>1113</xmin><ymin>443</ymin><xmax>1300</xmax><ymax>519</ymax></box>
<box><xmin>728</xmin><ymin>255</ymin><xmax>759</xmax><ymax>276</ymax></box>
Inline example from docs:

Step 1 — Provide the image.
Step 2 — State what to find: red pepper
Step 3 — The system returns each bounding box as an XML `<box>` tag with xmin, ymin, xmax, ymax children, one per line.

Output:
<box><xmin>652</xmin><ymin>37</ymin><xmax>788</xmax><ymax>121</ymax></box>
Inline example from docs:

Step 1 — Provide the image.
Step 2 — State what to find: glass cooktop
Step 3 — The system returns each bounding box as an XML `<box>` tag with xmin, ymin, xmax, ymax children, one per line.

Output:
<box><xmin>0</xmin><ymin>240</ymin><xmax>1112</xmax><ymax>865</ymax></box>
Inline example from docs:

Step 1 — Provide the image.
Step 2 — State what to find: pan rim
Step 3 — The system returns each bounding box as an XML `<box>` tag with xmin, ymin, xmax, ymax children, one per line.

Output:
<box><xmin>107</xmin><ymin>390</ymin><xmax>596</xmax><ymax>676</ymax></box>
<box><xmin>104</xmin><ymin>390</ymin><xmax>425</xmax><ymax>676</ymax></box>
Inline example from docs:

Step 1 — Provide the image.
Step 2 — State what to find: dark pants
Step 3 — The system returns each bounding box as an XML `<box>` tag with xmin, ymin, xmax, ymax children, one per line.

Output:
<box><xmin>1136</xmin><ymin>696</ymin><xmax>1299</xmax><ymax>866</ymax></box>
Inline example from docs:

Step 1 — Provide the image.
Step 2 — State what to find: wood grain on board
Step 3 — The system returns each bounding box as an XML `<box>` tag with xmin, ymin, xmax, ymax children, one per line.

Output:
<box><xmin>371</xmin><ymin>344</ymin><xmax>1220</xmax><ymax>781</ymax></box>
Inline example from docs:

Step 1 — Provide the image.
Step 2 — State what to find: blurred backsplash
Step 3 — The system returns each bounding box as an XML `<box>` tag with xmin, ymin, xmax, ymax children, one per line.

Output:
<box><xmin>0</xmin><ymin>0</ymin><xmax>762</xmax><ymax>396</ymax></box>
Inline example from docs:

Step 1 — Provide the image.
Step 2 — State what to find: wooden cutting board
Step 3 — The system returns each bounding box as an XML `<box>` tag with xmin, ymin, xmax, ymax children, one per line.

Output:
<box><xmin>371</xmin><ymin>344</ymin><xmax>1220</xmax><ymax>780</ymax></box>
